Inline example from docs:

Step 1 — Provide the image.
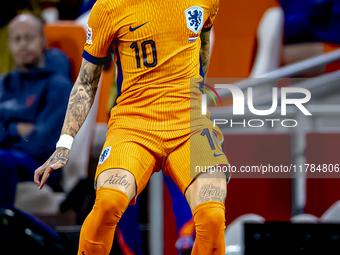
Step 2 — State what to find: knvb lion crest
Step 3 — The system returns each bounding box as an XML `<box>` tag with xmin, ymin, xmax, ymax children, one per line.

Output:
<box><xmin>185</xmin><ymin>6</ymin><xmax>204</xmax><ymax>34</ymax></box>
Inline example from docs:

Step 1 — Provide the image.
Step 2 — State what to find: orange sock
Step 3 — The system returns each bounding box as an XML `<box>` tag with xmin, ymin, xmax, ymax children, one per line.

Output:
<box><xmin>191</xmin><ymin>201</ymin><xmax>226</xmax><ymax>255</ymax></box>
<box><xmin>179</xmin><ymin>218</ymin><xmax>195</xmax><ymax>237</ymax></box>
<box><xmin>78</xmin><ymin>187</ymin><xmax>129</xmax><ymax>255</ymax></box>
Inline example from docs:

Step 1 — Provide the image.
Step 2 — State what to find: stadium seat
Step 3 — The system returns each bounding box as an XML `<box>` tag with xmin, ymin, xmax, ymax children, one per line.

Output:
<box><xmin>225</xmin><ymin>214</ymin><xmax>265</xmax><ymax>255</ymax></box>
<box><xmin>15</xmin><ymin>182</ymin><xmax>65</xmax><ymax>214</ymax></box>
<box><xmin>290</xmin><ymin>214</ymin><xmax>319</xmax><ymax>223</ymax></box>
<box><xmin>208</xmin><ymin>0</ymin><xmax>283</xmax><ymax>79</ymax></box>
<box><xmin>44</xmin><ymin>21</ymin><xmax>85</xmax><ymax>83</ymax></box>
<box><xmin>320</xmin><ymin>200</ymin><xmax>340</xmax><ymax>223</ymax></box>
<box><xmin>15</xmin><ymin>22</ymin><xmax>100</xmax><ymax>214</ymax></box>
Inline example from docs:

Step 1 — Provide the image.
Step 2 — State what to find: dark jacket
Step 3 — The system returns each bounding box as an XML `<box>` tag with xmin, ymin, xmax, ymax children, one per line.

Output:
<box><xmin>279</xmin><ymin>0</ymin><xmax>340</xmax><ymax>44</ymax></box>
<box><xmin>0</xmin><ymin>48</ymin><xmax>72</xmax><ymax>162</ymax></box>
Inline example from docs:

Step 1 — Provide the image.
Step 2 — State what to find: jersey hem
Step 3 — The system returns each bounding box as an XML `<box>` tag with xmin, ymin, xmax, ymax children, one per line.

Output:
<box><xmin>202</xmin><ymin>25</ymin><xmax>213</xmax><ymax>33</ymax></box>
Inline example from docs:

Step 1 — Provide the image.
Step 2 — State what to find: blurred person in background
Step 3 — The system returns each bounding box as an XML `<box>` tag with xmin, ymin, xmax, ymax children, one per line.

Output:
<box><xmin>0</xmin><ymin>0</ymin><xmax>60</xmax><ymax>75</ymax></box>
<box><xmin>280</xmin><ymin>0</ymin><xmax>340</xmax><ymax>45</ymax></box>
<box><xmin>279</xmin><ymin>0</ymin><xmax>340</xmax><ymax>68</ymax></box>
<box><xmin>77</xmin><ymin>0</ymin><xmax>96</xmax><ymax>18</ymax></box>
<box><xmin>0</xmin><ymin>13</ymin><xmax>72</xmax><ymax>207</ymax></box>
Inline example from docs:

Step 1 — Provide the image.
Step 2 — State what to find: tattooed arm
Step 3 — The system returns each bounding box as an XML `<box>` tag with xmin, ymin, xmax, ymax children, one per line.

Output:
<box><xmin>34</xmin><ymin>59</ymin><xmax>103</xmax><ymax>189</ymax></box>
<box><xmin>61</xmin><ymin>59</ymin><xmax>102</xmax><ymax>137</ymax></box>
<box><xmin>200</xmin><ymin>29</ymin><xmax>211</xmax><ymax>82</ymax></box>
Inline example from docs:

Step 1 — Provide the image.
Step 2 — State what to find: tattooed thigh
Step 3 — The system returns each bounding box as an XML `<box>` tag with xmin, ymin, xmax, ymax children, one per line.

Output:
<box><xmin>198</xmin><ymin>183</ymin><xmax>226</xmax><ymax>203</ymax></box>
<box><xmin>185</xmin><ymin>171</ymin><xmax>227</xmax><ymax>210</ymax></box>
<box><xmin>96</xmin><ymin>169</ymin><xmax>136</xmax><ymax>202</ymax></box>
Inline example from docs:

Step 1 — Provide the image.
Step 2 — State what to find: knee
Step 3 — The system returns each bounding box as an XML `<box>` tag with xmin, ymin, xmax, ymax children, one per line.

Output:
<box><xmin>196</xmin><ymin>202</ymin><xmax>225</xmax><ymax>227</ymax></box>
<box><xmin>192</xmin><ymin>202</ymin><xmax>226</xmax><ymax>252</ymax></box>
<box><xmin>206</xmin><ymin>206</ymin><xmax>225</xmax><ymax>227</ymax></box>
<box><xmin>193</xmin><ymin>201</ymin><xmax>226</xmax><ymax>237</ymax></box>
<box><xmin>94</xmin><ymin>187</ymin><xmax>129</xmax><ymax>225</ymax></box>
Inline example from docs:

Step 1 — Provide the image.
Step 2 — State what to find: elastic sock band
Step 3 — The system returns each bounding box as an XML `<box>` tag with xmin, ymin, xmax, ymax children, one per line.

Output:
<box><xmin>96</xmin><ymin>187</ymin><xmax>130</xmax><ymax>209</ymax></box>
<box><xmin>193</xmin><ymin>201</ymin><xmax>225</xmax><ymax>216</ymax></box>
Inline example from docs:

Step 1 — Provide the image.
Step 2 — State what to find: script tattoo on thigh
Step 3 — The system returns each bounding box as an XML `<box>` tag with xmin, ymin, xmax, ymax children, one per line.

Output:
<box><xmin>199</xmin><ymin>184</ymin><xmax>226</xmax><ymax>203</ymax></box>
<box><xmin>100</xmin><ymin>173</ymin><xmax>131</xmax><ymax>190</ymax></box>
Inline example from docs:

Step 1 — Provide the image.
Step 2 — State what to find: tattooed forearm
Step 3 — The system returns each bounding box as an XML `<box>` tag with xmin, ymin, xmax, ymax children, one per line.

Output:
<box><xmin>200</xmin><ymin>30</ymin><xmax>211</xmax><ymax>81</ymax></box>
<box><xmin>49</xmin><ymin>147</ymin><xmax>69</xmax><ymax>166</ymax></box>
<box><xmin>100</xmin><ymin>174</ymin><xmax>131</xmax><ymax>190</ymax></box>
<box><xmin>199</xmin><ymin>183</ymin><xmax>226</xmax><ymax>203</ymax></box>
<box><xmin>61</xmin><ymin>59</ymin><xmax>103</xmax><ymax>137</ymax></box>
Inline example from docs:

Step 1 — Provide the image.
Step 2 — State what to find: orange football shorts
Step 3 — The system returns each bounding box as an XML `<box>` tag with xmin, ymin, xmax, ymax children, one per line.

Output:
<box><xmin>95</xmin><ymin>123</ymin><xmax>229</xmax><ymax>205</ymax></box>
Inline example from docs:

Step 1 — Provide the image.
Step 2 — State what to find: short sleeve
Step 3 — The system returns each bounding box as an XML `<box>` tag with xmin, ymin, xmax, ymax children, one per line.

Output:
<box><xmin>83</xmin><ymin>0</ymin><xmax>114</xmax><ymax>65</ymax></box>
<box><xmin>202</xmin><ymin>0</ymin><xmax>219</xmax><ymax>32</ymax></box>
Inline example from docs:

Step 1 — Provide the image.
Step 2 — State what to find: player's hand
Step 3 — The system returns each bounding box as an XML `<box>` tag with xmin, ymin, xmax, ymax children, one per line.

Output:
<box><xmin>34</xmin><ymin>147</ymin><xmax>69</xmax><ymax>190</ymax></box>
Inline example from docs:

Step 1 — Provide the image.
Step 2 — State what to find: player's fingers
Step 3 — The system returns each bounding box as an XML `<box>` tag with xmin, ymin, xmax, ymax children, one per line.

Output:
<box><xmin>39</xmin><ymin>161</ymin><xmax>66</xmax><ymax>189</ymax></box>
<box><xmin>34</xmin><ymin>165</ymin><xmax>46</xmax><ymax>186</ymax></box>
<box><xmin>39</xmin><ymin>168</ymin><xmax>51</xmax><ymax>190</ymax></box>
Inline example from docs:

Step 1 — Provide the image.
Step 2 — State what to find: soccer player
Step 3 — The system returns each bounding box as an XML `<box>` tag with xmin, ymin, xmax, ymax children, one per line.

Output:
<box><xmin>34</xmin><ymin>0</ymin><xmax>229</xmax><ymax>254</ymax></box>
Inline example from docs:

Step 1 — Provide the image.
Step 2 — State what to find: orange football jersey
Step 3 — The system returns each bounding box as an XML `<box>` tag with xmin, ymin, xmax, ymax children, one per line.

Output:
<box><xmin>83</xmin><ymin>0</ymin><xmax>219</xmax><ymax>130</ymax></box>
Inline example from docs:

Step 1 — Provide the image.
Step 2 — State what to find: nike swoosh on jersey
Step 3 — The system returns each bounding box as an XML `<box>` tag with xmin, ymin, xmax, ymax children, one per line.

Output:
<box><xmin>129</xmin><ymin>22</ymin><xmax>149</xmax><ymax>32</ymax></box>
<box><xmin>213</xmin><ymin>153</ymin><xmax>224</xmax><ymax>157</ymax></box>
